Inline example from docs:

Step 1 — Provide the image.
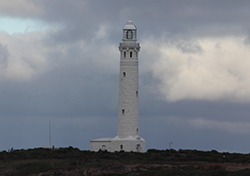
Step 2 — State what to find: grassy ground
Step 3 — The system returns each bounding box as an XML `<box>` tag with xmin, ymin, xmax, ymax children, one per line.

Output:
<box><xmin>1</xmin><ymin>147</ymin><xmax>250</xmax><ymax>175</ymax></box>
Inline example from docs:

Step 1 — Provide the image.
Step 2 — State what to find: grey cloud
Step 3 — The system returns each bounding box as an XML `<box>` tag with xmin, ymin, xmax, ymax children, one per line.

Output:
<box><xmin>0</xmin><ymin>43</ymin><xmax>9</xmax><ymax>69</ymax></box>
<box><xmin>141</xmin><ymin>115</ymin><xmax>250</xmax><ymax>152</ymax></box>
<box><xmin>0</xmin><ymin>39</ymin><xmax>119</xmax><ymax>118</ymax></box>
<box><xmin>243</xmin><ymin>34</ymin><xmax>250</xmax><ymax>46</ymax></box>
<box><xmin>0</xmin><ymin>62</ymin><xmax>118</xmax><ymax>118</ymax></box>
<box><xmin>31</xmin><ymin>0</ymin><xmax>250</xmax><ymax>43</ymax></box>
<box><xmin>176</xmin><ymin>41</ymin><xmax>203</xmax><ymax>54</ymax></box>
<box><xmin>0</xmin><ymin>0</ymin><xmax>44</xmax><ymax>17</ymax></box>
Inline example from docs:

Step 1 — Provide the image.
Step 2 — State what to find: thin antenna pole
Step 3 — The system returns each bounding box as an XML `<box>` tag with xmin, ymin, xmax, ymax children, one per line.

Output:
<box><xmin>49</xmin><ymin>120</ymin><xmax>51</xmax><ymax>149</ymax></box>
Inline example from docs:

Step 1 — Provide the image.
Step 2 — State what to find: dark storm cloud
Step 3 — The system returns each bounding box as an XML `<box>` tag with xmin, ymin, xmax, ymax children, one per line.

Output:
<box><xmin>35</xmin><ymin>0</ymin><xmax>250</xmax><ymax>43</ymax></box>
<box><xmin>140</xmin><ymin>93</ymin><xmax>250</xmax><ymax>123</ymax></box>
<box><xmin>0</xmin><ymin>52</ymin><xmax>119</xmax><ymax>118</ymax></box>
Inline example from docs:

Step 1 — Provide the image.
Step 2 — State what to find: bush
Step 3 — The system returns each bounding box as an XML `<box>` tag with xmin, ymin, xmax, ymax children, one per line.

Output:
<box><xmin>15</xmin><ymin>162</ymin><xmax>52</xmax><ymax>176</ymax></box>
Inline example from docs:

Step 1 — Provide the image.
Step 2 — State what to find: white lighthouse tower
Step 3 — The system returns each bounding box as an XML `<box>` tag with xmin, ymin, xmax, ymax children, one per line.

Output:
<box><xmin>117</xmin><ymin>20</ymin><xmax>140</xmax><ymax>139</ymax></box>
<box><xmin>90</xmin><ymin>21</ymin><xmax>145</xmax><ymax>152</ymax></box>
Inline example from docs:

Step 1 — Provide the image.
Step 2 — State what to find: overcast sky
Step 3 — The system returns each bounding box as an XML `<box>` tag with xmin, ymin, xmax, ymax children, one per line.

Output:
<box><xmin>1</xmin><ymin>0</ymin><xmax>250</xmax><ymax>153</ymax></box>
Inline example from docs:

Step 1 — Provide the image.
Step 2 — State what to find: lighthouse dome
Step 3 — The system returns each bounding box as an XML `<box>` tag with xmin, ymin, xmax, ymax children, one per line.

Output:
<box><xmin>123</xmin><ymin>20</ymin><xmax>136</xmax><ymax>30</ymax></box>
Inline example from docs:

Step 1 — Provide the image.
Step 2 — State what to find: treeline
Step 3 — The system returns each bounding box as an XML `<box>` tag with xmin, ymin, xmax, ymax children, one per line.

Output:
<box><xmin>1</xmin><ymin>147</ymin><xmax>250</xmax><ymax>175</ymax></box>
<box><xmin>0</xmin><ymin>147</ymin><xmax>250</xmax><ymax>163</ymax></box>
<box><xmin>147</xmin><ymin>149</ymin><xmax>250</xmax><ymax>163</ymax></box>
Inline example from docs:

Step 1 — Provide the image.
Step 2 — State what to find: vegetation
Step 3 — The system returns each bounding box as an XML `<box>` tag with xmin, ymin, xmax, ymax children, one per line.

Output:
<box><xmin>1</xmin><ymin>147</ymin><xmax>250</xmax><ymax>175</ymax></box>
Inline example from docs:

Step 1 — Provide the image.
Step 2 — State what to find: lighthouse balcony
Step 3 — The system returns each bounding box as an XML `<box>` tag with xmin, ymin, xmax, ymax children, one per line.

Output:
<box><xmin>119</xmin><ymin>43</ymin><xmax>140</xmax><ymax>49</ymax></box>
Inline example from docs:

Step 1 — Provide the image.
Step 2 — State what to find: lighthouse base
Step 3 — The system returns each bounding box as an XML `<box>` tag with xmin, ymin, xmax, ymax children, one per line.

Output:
<box><xmin>90</xmin><ymin>136</ymin><xmax>145</xmax><ymax>153</ymax></box>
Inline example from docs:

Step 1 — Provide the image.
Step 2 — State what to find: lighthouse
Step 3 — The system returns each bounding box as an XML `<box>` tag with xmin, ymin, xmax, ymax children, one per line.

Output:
<box><xmin>117</xmin><ymin>20</ymin><xmax>140</xmax><ymax>139</ymax></box>
<box><xmin>90</xmin><ymin>21</ymin><xmax>145</xmax><ymax>152</ymax></box>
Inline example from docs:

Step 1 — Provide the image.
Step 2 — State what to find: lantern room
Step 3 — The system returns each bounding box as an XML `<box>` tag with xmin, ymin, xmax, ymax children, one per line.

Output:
<box><xmin>123</xmin><ymin>20</ymin><xmax>137</xmax><ymax>41</ymax></box>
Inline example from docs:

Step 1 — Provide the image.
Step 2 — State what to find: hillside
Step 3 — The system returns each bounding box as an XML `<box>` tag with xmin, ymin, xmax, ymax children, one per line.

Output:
<box><xmin>1</xmin><ymin>147</ymin><xmax>250</xmax><ymax>175</ymax></box>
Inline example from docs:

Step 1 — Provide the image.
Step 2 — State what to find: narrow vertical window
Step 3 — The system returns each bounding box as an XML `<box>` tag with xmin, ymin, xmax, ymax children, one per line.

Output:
<box><xmin>136</xmin><ymin>91</ymin><xmax>138</xmax><ymax>97</ymax></box>
<box><xmin>120</xmin><ymin>145</ymin><xmax>123</xmax><ymax>150</ymax></box>
<box><xmin>136</xmin><ymin>144</ymin><xmax>141</xmax><ymax>152</ymax></box>
<box><xmin>124</xmin><ymin>51</ymin><xmax>126</xmax><ymax>58</ymax></box>
<box><xmin>123</xmin><ymin>72</ymin><xmax>126</xmax><ymax>77</ymax></box>
<box><xmin>122</xmin><ymin>109</ymin><xmax>125</xmax><ymax>114</ymax></box>
<box><xmin>137</xmin><ymin>128</ymin><xmax>139</xmax><ymax>133</ymax></box>
<box><xmin>102</xmin><ymin>145</ymin><xmax>106</xmax><ymax>151</ymax></box>
<box><xmin>130</xmin><ymin>51</ymin><xmax>132</xmax><ymax>58</ymax></box>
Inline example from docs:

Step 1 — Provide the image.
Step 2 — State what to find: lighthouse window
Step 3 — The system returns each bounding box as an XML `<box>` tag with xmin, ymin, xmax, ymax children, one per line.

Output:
<box><xmin>102</xmin><ymin>145</ymin><xmax>106</xmax><ymax>151</ymax></box>
<box><xmin>120</xmin><ymin>145</ymin><xmax>123</xmax><ymax>150</ymax></box>
<box><xmin>124</xmin><ymin>52</ymin><xmax>126</xmax><ymax>58</ymax></box>
<box><xmin>122</xmin><ymin>109</ymin><xmax>125</xmax><ymax>114</ymax></box>
<box><xmin>123</xmin><ymin>72</ymin><xmax>126</xmax><ymax>77</ymax></box>
<box><xmin>137</xmin><ymin>128</ymin><xmax>139</xmax><ymax>133</ymax></box>
<box><xmin>136</xmin><ymin>91</ymin><xmax>138</xmax><ymax>97</ymax></box>
<box><xmin>130</xmin><ymin>52</ymin><xmax>132</xmax><ymax>58</ymax></box>
<box><xmin>136</xmin><ymin>144</ymin><xmax>141</xmax><ymax>152</ymax></box>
